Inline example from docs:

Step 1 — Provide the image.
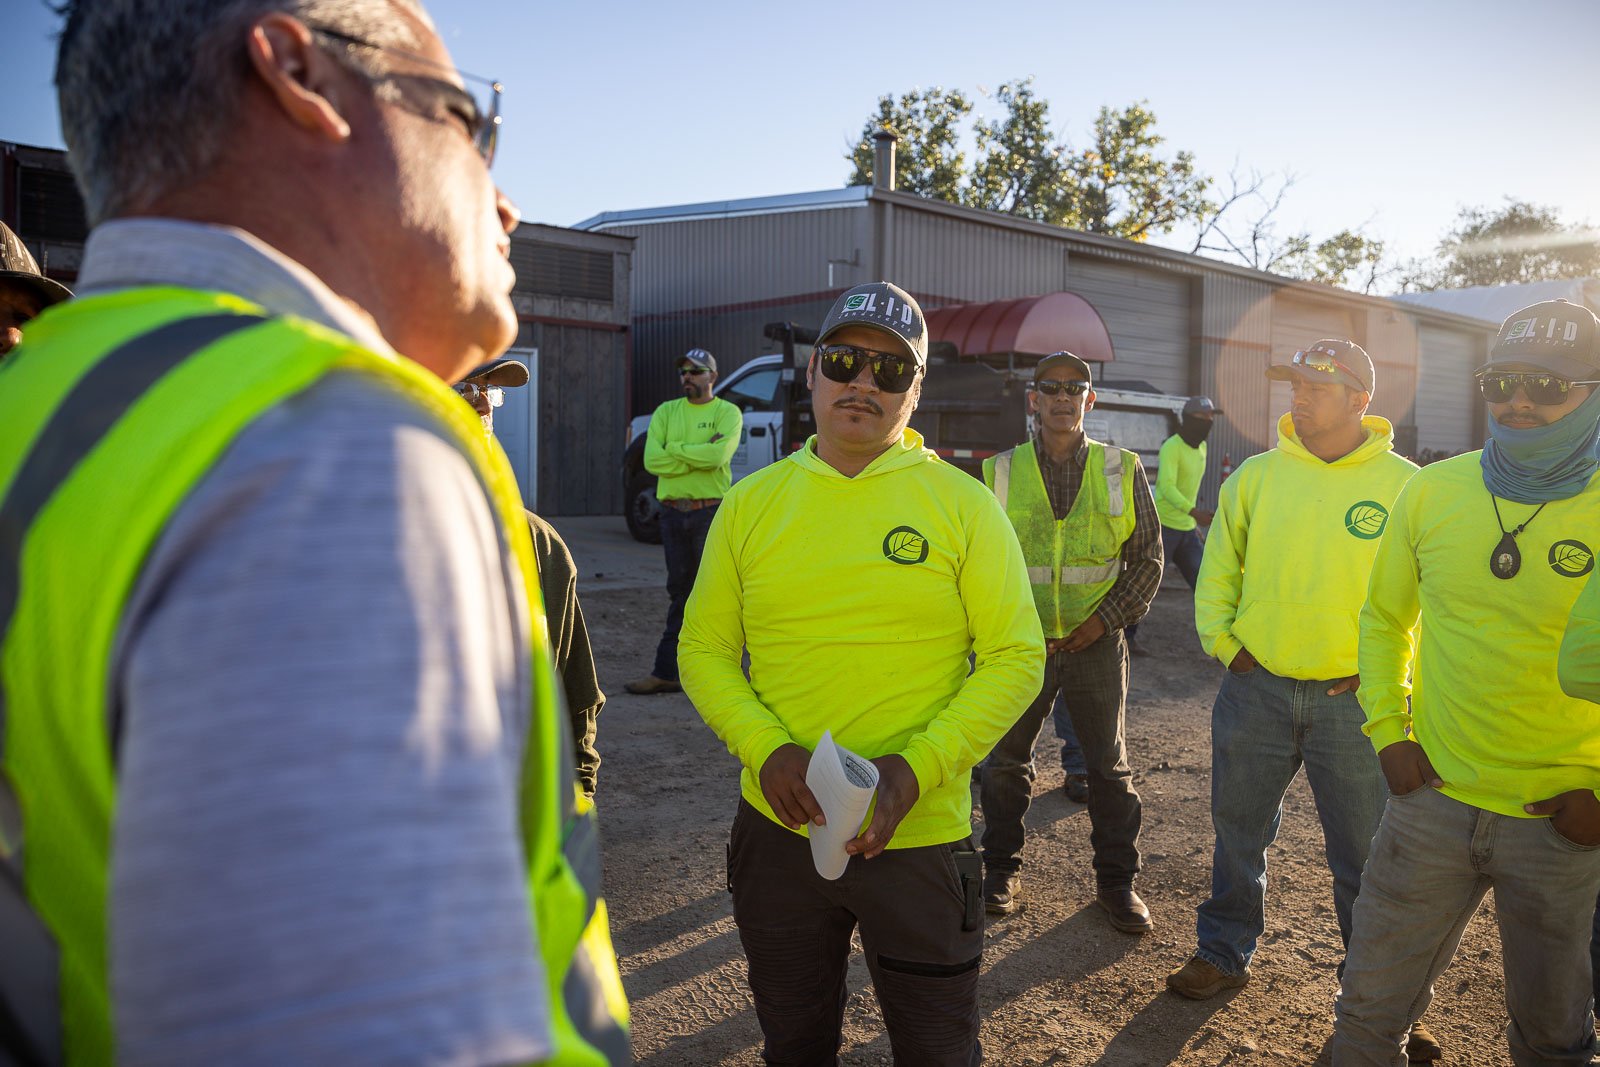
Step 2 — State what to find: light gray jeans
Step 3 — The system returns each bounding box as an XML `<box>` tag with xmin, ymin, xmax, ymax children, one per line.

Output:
<box><xmin>1333</xmin><ymin>786</ymin><xmax>1600</xmax><ymax>1066</ymax></box>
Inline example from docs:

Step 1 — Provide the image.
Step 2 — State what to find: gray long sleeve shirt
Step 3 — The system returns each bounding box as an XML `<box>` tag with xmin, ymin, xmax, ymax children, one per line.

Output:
<box><xmin>79</xmin><ymin>220</ymin><xmax>553</xmax><ymax>1065</ymax></box>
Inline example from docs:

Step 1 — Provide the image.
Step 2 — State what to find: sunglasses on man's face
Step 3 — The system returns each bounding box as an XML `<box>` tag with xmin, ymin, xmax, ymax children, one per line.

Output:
<box><xmin>815</xmin><ymin>345</ymin><xmax>919</xmax><ymax>393</ymax></box>
<box><xmin>1033</xmin><ymin>379</ymin><xmax>1089</xmax><ymax>398</ymax></box>
<box><xmin>1477</xmin><ymin>371</ymin><xmax>1600</xmax><ymax>406</ymax></box>
<box><xmin>678</xmin><ymin>366</ymin><xmax>710</xmax><ymax>377</ymax></box>
<box><xmin>311</xmin><ymin>27</ymin><xmax>503</xmax><ymax>165</ymax></box>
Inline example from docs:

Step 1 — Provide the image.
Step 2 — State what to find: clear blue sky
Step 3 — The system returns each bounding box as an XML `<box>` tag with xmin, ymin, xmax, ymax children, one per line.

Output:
<box><xmin>6</xmin><ymin>0</ymin><xmax>1597</xmax><ymax>274</ymax></box>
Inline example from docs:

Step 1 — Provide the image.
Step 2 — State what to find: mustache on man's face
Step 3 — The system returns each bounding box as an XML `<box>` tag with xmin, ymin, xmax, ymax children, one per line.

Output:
<box><xmin>834</xmin><ymin>396</ymin><xmax>883</xmax><ymax>415</ymax></box>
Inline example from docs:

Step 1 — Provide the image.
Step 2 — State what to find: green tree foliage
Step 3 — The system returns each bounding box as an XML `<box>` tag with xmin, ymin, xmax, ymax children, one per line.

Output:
<box><xmin>1271</xmin><ymin>229</ymin><xmax>1388</xmax><ymax>291</ymax></box>
<box><xmin>1412</xmin><ymin>200</ymin><xmax>1600</xmax><ymax>289</ymax></box>
<box><xmin>847</xmin><ymin>82</ymin><xmax>1213</xmax><ymax>242</ymax></box>
<box><xmin>846</xmin><ymin>87</ymin><xmax>972</xmax><ymax>202</ymax></box>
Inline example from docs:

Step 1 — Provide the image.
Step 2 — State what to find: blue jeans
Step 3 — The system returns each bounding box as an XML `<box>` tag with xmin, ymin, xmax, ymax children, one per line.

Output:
<box><xmin>1053</xmin><ymin>693</ymin><xmax>1087</xmax><ymax>776</ymax></box>
<box><xmin>652</xmin><ymin>503</ymin><xmax>717</xmax><ymax>682</ymax></box>
<box><xmin>1334</xmin><ymin>787</ymin><xmax>1600</xmax><ymax>1066</ymax></box>
<box><xmin>1195</xmin><ymin>667</ymin><xmax>1386</xmax><ymax>977</ymax></box>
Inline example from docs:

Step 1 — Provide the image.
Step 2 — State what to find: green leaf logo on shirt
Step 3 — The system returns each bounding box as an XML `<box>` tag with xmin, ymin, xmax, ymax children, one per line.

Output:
<box><xmin>1549</xmin><ymin>540</ymin><xmax>1595</xmax><ymax>578</ymax></box>
<box><xmin>883</xmin><ymin>526</ymin><xmax>930</xmax><ymax>565</ymax></box>
<box><xmin>1343</xmin><ymin>501</ymin><xmax>1389</xmax><ymax>540</ymax></box>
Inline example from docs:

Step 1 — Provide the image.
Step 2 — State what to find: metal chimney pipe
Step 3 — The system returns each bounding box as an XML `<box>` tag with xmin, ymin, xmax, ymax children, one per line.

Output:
<box><xmin>871</xmin><ymin>129</ymin><xmax>897</xmax><ymax>192</ymax></box>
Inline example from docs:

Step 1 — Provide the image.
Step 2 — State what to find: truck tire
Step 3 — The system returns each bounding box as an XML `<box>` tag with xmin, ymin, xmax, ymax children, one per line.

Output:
<box><xmin>624</xmin><ymin>469</ymin><xmax>662</xmax><ymax>544</ymax></box>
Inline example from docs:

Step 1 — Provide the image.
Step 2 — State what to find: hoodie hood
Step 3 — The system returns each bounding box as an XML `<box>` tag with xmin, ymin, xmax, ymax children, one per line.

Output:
<box><xmin>1275</xmin><ymin>412</ymin><xmax>1398</xmax><ymax>467</ymax></box>
<box><xmin>792</xmin><ymin>428</ymin><xmax>936</xmax><ymax>480</ymax></box>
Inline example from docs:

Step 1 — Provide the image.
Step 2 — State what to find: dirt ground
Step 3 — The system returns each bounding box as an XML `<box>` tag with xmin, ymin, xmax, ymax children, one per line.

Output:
<box><xmin>571</xmin><ymin>530</ymin><xmax>1518</xmax><ymax>1066</ymax></box>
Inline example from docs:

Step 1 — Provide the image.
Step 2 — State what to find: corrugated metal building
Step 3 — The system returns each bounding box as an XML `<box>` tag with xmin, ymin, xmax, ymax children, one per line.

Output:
<box><xmin>577</xmin><ymin>183</ymin><xmax>1496</xmax><ymax>495</ymax></box>
<box><xmin>2</xmin><ymin>141</ymin><xmax>632</xmax><ymax>517</ymax></box>
<box><xmin>503</xmin><ymin>223</ymin><xmax>633</xmax><ymax>515</ymax></box>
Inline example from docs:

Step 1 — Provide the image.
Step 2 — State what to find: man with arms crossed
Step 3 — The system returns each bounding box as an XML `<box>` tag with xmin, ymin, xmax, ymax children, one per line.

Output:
<box><xmin>1171</xmin><ymin>341</ymin><xmax>1427</xmax><ymax>1060</ymax></box>
<box><xmin>1335</xmin><ymin>301</ymin><xmax>1600</xmax><ymax>1065</ymax></box>
<box><xmin>680</xmin><ymin>281</ymin><xmax>1043</xmax><ymax>1066</ymax></box>
<box><xmin>0</xmin><ymin>2</ymin><xmax>626</xmax><ymax>1062</ymax></box>
<box><xmin>979</xmin><ymin>351</ymin><xmax>1163</xmax><ymax>932</ymax></box>
<box><xmin>627</xmin><ymin>347</ymin><xmax>741</xmax><ymax>695</ymax></box>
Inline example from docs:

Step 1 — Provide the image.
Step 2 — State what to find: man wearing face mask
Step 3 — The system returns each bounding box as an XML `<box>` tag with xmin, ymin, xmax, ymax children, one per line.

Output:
<box><xmin>1171</xmin><ymin>341</ymin><xmax>1420</xmax><ymax>1023</ymax></box>
<box><xmin>626</xmin><ymin>348</ymin><xmax>741</xmax><ymax>695</ymax></box>
<box><xmin>455</xmin><ymin>358</ymin><xmax>607</xmax><ymax>796</ymax></box>
<box><xmin>978</xmin><ymin>351</ymin><xmax>1164</xmax><ymax>931</ymax></box>
<box><xmin>1124</xmin><ymin>394</ymin><xmax>1220</xmax><ymax>655</ymax></box>
<box><xmin>1335</xmin><ymin>300</ymin><xmax>1600</xmax><ymax>1066</ymax></box>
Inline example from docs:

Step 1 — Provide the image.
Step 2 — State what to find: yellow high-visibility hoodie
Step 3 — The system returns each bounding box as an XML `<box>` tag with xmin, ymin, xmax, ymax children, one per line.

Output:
<box><xmin>1361</xmin><ymin>455</ymin><xmax>1600</xmax><ymax>815</ymax></box>
<box><xmin>1196</xmin><ymin>413</ymin><xmax>1417</xmax><ymax>679</ymax></box>
<box><xmin>1558</xmin><ymin>573</ymin><xmax>1600</xmax><ymax>704</ymax></box>
<box><xmin>678</xmin><ymin>428</ymin><xmax>1045</xmax><ymax>848</ymax></box>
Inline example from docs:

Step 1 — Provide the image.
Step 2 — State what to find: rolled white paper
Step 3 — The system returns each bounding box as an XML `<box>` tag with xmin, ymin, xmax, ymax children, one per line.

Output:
<box><xmin>805</xmin><ymin>731</ymin><xmax>880</xmax><ymax>880</ymax></box>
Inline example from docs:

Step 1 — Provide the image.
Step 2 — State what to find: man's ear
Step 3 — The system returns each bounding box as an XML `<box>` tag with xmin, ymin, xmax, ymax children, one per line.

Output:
<box><xmin>245</xmin><ymin>14</ymin><xmax>354</xmax><ymax>143</ymax></box>
<box><xmin>1083</xmin><ymin>387</ymin><xmax>1097</xmax><ymax>412</ymax></box>
<box><xmin>805</xmin><ymin>354</ymin><xmax>816</xmax><ymax>391</ymax></box>
<box><xmin>1351</xmin><ymin>388</ymin><xmax>1372</xmax><ymax>417</ymax></box>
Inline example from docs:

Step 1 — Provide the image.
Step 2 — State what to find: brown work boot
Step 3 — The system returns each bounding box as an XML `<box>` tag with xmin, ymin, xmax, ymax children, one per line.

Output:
<box><xmin>1096</xmin><ymin>887</ymin><xmax>1153</xmax><ymax>933</ymax></box>
<box><xmin>1062</xmin><ymin>773</ymin><xmax>1089</xmax><ymax>803</ymax></box>
<box><xmin>1406</xmin><ymin>1021</ymin><xmax>1442</xmax><ymax>1063</ymax></box>
<box><xmin>983</xmin><ymin>871</ymin><xmax>1021</xmax><ymax>916</ymax></box>
<box><xmin>1165</xmin><ymin>955</ymin><xmax>1250</xmax><ymax>999</ymax></box>
<box><xmin>624</xmin><ymin>674</ymin><xmax>681</xmax><ymax>695</ymax></box>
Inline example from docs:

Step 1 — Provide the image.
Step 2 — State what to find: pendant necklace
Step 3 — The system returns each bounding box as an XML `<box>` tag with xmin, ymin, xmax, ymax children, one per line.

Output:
<box><xmin>1488</xmin><ymin>495</ymin><xmax>1547</xmax><ymax>580</ymax></box>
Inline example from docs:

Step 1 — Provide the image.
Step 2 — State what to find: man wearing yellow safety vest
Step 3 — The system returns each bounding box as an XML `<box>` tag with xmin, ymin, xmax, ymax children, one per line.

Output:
<box><xmin>680</xmin><ymin>281</ymin><xmax>1044</xmax><ymax>1065</ymax></box>
<box><xmin>979</xmin><ymin>351</ymin><xmax>1164</xmax><ymax>932</ymax></box>
<box><xmin>1170</xmin><ymin>340</ymin><xmax>1419</xmax><ymax>1008</ymax></box>
<box><xmin>1335</xmin><ymin>300</ymin><xmax>1600</xmax><ymax>1066</ymax></box>
<box><xmin>0</xmin><ymin>2</ymin><xmax>627</xmax><ymax>1064</ymax></box>
<box><xmin>1558</xmin><ymin>563</ymin><xmax>1600</xmax><ymax>1050</ymax></box>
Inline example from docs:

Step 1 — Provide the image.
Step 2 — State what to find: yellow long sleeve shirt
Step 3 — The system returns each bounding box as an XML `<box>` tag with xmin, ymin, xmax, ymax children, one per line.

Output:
<box><xmin>1195</xmin><ymin>413</ymin><xmax>1418</xmax><ymax>679</ymax></box>
<box><xmin>678</xmin><ymin>429</ymin><xmax>1045</xmax><ymax>848</ymax></box>
<box><xmin>643</xmin><ymin>396</ymin><xmax>741</xmax><ymax>500</ymax></box>
<box><xmin>1559</xmin><ymin>573</ymin><xmax>1600</xmax><ymax>704</ymax></box>
<box><xmin>1154</xmin><ymin>433</ymin><xmax>1206</xmax><ymax>532</ymax></box>
<box><xmin>1359</xmin><ymin>454</ymin><xmax>1600</xmax><ymax>815</ymax></box>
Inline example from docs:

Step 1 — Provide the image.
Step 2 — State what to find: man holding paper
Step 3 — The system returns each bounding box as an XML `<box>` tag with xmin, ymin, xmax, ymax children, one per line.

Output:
<box><xmin>680</xmin><ymin>281</ymin><xmax>1044</xmax><ymax>1066</ymax></box>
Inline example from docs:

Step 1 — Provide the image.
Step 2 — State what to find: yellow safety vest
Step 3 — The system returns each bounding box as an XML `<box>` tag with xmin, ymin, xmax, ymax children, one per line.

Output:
<box><xmin>0</xmin><ymin>288</ymin><xmax>628</xmax><ymax>1065</ymax></box>
<box><xmin>982</xmin><ymin>440</ymin><xmax>1137</xmax><ymax>637</ymax></box>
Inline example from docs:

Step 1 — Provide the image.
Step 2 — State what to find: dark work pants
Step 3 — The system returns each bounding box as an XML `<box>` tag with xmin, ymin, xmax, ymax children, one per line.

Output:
<box><xmin>981</xmin><ymin>629</ymin><xmax>1142</xmax><ymax>888</ymax></box>
<box><xmin>727</xmin><ymin>801</ymin><xmax>983</xmax><ymax>1067</ymax></box>
<box><xmin>652</xmin><ymin>503</ymin><xmax>716</xmax><ymax>682</ymax></box>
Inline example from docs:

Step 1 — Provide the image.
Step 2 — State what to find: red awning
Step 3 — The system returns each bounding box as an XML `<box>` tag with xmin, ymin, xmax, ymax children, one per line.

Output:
<box><xmin>925</xmin><ymin>291</ymin><xmax>1115</xmax><ymax>363</ymax></box>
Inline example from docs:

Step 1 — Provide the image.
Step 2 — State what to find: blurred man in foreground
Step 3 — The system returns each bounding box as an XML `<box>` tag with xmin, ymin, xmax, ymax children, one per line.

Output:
<box><xmin>0</xmin><ymin>1</ymin><xmax>626</xmax><ymax>1062</ymax></box>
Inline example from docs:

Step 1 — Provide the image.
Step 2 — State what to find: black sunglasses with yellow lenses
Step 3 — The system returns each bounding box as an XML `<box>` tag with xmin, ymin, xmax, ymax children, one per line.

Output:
<box><xmin>1033</xmin><ymin>379</ymin><xmax>1090</xmax><ymax>398</ymax></box>
<box><xmin>1477</xmin><ymin>372</ymin><xmax>1600</xmax><ymax>406</ymax></box>
<box><xmin>816</xmin><ymin>344</ymin><xmax>919</xmax><ymax>394</ymax></box>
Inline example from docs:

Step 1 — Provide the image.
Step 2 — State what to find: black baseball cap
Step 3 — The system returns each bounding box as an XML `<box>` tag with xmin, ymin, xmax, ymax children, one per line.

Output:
<box><xmin>0</xmin><ymin>222</ymin><xmax>72</xmax><ymax>308</ymax></box>
<box><xmin>817</xmin><ymin>281</ymin><xmax>928</xmax><ymax>366</ymax></box>
<box><xmin>679</xmin><ymin>348</ymin><xmax>717</xmax><ymax>373</ymax></box>
<box><xmin>1478</xmin><ymin>299</ymin><xmax>1600</xmax><ymax>381</ymax></box>
<box><xmin>1182</xmin><ymin>395</ymin><xmax>1221</xmax><ymax>417</ymax></box>
<box><xmin>1034</xmin><ymin>351</ymin><xmax>1093</xmax><ymax>384</ymax></box>
<box><xmin>458</xmin><ymin>357</ymin><xmax>529</xmax><ymax>388</ymax></box>
<box><xmin>1267</xmin><ymin>339</ymin><xmax>1375</xmax><ymax>394</ymax></box>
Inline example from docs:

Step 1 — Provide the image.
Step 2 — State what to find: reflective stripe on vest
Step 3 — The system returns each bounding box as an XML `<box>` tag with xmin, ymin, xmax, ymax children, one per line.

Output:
<box><xmin>984</xmin><ymin>441</ymin><xmax>1138</xmax><ymax>638</ymax></box>
<box><xmin>0</xmin><ymin>291</ymin><xmax>627</xmax><ymax>1065</ymax></box>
